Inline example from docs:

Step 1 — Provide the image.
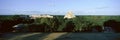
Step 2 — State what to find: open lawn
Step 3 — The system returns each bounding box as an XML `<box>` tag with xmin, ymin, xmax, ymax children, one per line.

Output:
<box><xmin>1</xmin><ymin>33</ymin><xmax>120</xmax><ymax>40</ymax></box>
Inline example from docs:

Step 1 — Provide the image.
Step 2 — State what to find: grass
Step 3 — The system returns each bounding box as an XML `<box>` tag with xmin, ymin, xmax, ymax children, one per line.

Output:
<box><xmin>1</xmin><ymin>33</ymin><xmax>120</xmax><ymax>40</ymax></box>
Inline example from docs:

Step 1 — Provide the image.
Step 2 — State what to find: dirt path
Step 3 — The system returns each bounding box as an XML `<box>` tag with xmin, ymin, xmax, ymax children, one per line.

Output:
<box><xmin>43</xmin><ymin>32</ymin><xmax>67</xmax><ymax>40</ymax></box>
<box><xmin>8</xmin><ymin>33</ymin><xmax>41</xmax><ymax>40</ymax></box>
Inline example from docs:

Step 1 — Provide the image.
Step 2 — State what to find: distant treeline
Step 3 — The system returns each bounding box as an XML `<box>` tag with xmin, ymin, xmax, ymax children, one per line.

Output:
<box><xmin>0</xmin><ymin>15</ymin><xmax>120</xmax><ymax>33</ymax></box>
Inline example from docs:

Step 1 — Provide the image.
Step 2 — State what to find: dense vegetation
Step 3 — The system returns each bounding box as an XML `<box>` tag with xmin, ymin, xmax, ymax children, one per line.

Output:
<box><xmin>0</xmin><ymin>15</ymin><xmax>120</xmax><ymax>32</ymax></box>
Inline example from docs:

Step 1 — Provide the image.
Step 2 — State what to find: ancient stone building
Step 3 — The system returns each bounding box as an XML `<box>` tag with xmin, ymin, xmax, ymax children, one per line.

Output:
<box><xmin>64</xmin><ymin>11</ymin><xmax>76</xmax><ymax>19</ymax></box>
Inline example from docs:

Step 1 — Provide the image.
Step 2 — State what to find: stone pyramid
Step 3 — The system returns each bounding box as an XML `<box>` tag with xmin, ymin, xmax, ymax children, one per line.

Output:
<box><xmin>64</xmin><ymin>11</ymin><xmax>76</xmax><ymax>19</ymax></box>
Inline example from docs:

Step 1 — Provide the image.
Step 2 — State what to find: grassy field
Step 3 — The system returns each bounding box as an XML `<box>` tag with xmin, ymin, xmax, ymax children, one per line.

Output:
<box><xmin>1</xmin><ymin>33</ymin><xmax>120</xmax><ymax>40</ymax></box>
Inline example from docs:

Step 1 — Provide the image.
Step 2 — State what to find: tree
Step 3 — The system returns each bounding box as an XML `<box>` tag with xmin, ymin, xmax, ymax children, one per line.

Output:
<box><xmin>63</xmin><ymin>21</ymin><xmax>75</xmax><ymax>32</ymax></box>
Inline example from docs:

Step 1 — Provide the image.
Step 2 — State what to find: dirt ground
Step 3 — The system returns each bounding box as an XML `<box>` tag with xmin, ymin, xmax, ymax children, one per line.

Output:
<box><xmin>1</xmin><ymin>33</ymin><xmax>120</xmax><ymax>40</ymax></box>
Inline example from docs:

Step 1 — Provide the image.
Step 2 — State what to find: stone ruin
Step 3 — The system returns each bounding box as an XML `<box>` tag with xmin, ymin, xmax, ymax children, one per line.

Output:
<box><xmin>64</xmin><ymin>11</ymin><xmax>76</xmax><ymax>19</ymax></box>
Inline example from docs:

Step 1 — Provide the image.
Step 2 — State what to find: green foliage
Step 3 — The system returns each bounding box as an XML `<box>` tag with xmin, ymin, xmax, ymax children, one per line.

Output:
<box><xmin>1</xmin><ymin>15</ymin><xmax>120</xmax><ymax>32</ymax></box>
<box><xmin>33</xmin><ymin>15</ymin><xmax>120</xmax><ymax>32</ymax></box>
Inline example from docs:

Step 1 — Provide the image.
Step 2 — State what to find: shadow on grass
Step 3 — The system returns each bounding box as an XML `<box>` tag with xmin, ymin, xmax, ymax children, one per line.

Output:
<box><xmin>1</xmin><ymin>32</ymin><xmax>120</xmax><ymax>40</ymax></box>
<box><xmin>54</xmin><ymin>33</ymin><xmax>88</xmax><ymax>40</ymax></box>
<box><xmin>1</xmin><ymin>32</ymin><xmax>51</xmax><ymax>40</ymax></box>
<box><xmin>2</xmin><ymin>33</ymin><xmax>32</xmax><ymax>39</ymax></box>
<box><xmin>55</xmin><ymin>33</ymin><xmax>120</xmax><ymax>40</ymax></box>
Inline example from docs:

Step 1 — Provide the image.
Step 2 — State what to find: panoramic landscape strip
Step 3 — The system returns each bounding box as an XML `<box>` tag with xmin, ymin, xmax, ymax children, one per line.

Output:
<box><xmin>0</xmin><ymin>11</ymin><xmax>120</xmax><ymax>33</ymax></box>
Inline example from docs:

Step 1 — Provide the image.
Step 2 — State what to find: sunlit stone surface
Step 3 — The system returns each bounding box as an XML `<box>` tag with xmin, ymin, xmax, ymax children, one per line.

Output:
<box><xmin>30</xmin><ymin>14</ymin><xmax>53</xmax><ymax>19</ymax></box>
<box><xmin>64</xmin><ymin>11</ymin><xmax>76</xmax><ymax>19</ymax></box>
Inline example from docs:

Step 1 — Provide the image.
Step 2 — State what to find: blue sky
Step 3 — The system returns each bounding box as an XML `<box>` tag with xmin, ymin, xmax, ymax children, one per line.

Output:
<box><xmin>0</xmin><ymin>0</ymin><xmax>120</xmax><ymax>15</ymax></box>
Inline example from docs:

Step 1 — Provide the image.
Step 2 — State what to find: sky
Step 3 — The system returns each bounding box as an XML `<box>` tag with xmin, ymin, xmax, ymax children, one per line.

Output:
<box><xmin>0</xmin><ymin>0</ymin><xmax>120</xmax><ymax>15</ymax></box>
